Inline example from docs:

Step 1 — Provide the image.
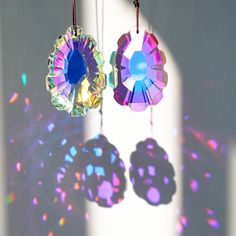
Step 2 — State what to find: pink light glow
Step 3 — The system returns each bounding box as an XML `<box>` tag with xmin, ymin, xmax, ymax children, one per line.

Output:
<box><xmin>42</xmin><ymin>213</ymin><xmax>48</xmax><ymax>222</ymax></box>
<box><xmin>207</xmin><ymin>139</ymin><xmax>218</xmax><ymax>151</ymax></box>
<box><xmin>181</xmin><ymin>215</ymin><xmax>188</xmax><ymax>226</ymax></box>
<box><xmin>9</xmin><ymin>92</ymin><xmax>19</xmax><ymax>104</ymax></box>
<box><xmin>16</xmin><ymin>162</ymin><xmax>22</xmax><ymax>172</ymax></box>
<box><xmin>207</xmin><ymin>218</ymin><xmax>220</xmax><ymax>229</ymax></box>
<box><xmin>32</xmin><ymin>197</ymin><xmax>39</xmax><ymax>206</ymax></box>
<box><xmin>190</xmin><ymin>179</ymin><xmax>199</xmax><ymax>193</ymax></box>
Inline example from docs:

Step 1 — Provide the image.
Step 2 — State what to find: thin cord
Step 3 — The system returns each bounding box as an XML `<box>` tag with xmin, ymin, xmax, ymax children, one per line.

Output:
<box><xmin>133</xmin><ymin>0</ymin><xmax>140</xmax><ymax>34</ymax></box>
<box><xmin>150</xmin><ymin>106</ymin><xmax>154</xmax><ymax>136</ymax></box>
<box><xmin>72</xmin><ymin>0</ymin><xmax>77</xmax><ymax>35</ymax></box>
<box><xmin>101</xmin><ymin>0</ymin><xmax>104</xmax><ymax>53</ymax></box>
<box><xmin>95</xmin><ymin>0</ymin><xmax>105</xmax><ymax>134</ymax></box>
<box><xmin>148</xmin><ymin>11</ymin><xmax>154</xmax><ymax>137</ymax></box>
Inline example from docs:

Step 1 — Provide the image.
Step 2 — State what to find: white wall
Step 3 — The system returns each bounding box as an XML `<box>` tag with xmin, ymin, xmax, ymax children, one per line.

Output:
<box><xmin>83</xmin><ymin>1</ymin><xmax>182</xmax><ymax>236</ymax></box>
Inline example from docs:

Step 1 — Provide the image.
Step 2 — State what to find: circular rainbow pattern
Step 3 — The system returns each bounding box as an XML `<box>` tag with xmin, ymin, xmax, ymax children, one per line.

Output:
<box><xmin>46</xmin><ymin>25</ymin><xmax>106</xmax><ymax>117</ymax></box>
<box><xmin>110</xmin><ymin>27</ymin><xmax>168</xmax><ymax>112</ymax></box>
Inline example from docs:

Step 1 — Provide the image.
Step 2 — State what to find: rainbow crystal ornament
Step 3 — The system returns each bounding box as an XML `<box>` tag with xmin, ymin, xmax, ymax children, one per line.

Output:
<box><xmin>46</xmin><ymin>25</ymin><xmax>106</xmax><ymax>117</ymax></box>
<box><xmin>110</xmin><ymin>27</ymin><xmax>168</xmax><ymax>112</ymax></box>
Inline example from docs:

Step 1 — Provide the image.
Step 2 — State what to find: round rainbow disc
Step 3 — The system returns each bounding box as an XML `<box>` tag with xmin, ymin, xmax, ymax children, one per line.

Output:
<box><xmin>46</xmin><ymin>26</ymin><xmax>106</xmax><ymax>117</ymax></box>
<box><xmin>110</xmin><ymin>27</ymin><xmax>168</xmax><ymax>112</ymax></box>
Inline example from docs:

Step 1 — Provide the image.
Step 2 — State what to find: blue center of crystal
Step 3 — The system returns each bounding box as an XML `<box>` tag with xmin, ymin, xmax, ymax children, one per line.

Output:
<box><xmin>66</xmin><ymin>42</ymin><xmax>86</xmax><ymax>84</ymax></box>
<box><xmin>130</xmin><ymin>51</ymin><xmax>147</xmax><ymax>81</ymax></box>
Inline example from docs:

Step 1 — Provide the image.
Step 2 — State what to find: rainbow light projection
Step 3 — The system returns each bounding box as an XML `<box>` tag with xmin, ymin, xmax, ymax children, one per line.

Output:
<box><xmin>46</xmin><ymin>25</ymin><xmax>106</xmax><ymax>117</ymax></box>
<box><xmin>74</xmin><ymin>135</ymin><xmax>126</xmax><ymax>207</ymax></box>
<box><xmin>129</xmin><ymin>138</ymin><xmax>176</xmax><ymax>206</ymax></box>
<box><xmin>110</xmin><ymin>27</ymin><xmax>168</xmax><ymax>112</ymax></box>
<box><xmin>6</xmin><ymin>72</ymin><xmax>227</xmax><ymax>235</ymax></box>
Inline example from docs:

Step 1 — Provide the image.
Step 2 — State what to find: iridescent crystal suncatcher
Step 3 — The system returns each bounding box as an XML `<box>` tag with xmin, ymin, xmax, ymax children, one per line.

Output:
<box><xmin>46</xmin><ymin>26</ymin><xmax>106</xmax><ymax>117</ymax></box>
<box><xmin>110</xmin><ymin>27</ymin><xmax>168</xmax><ymax>112</ymax></box>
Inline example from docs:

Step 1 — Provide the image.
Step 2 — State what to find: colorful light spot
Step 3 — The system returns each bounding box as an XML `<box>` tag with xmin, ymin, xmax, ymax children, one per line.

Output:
<box><xmin>138</xmin><ymin>167</ymin><xmax>144</xmax><ymax>178</ymax></box>
<box><xmin>191</xmin><ymin>152</ymin><xmax>199</xmax><ymax>160</ymax></box>
<box><xmin>190</xmin><ymin>179</ymin><xmax>199</xmax><ymax>193</ymax></box>
<box><xmin>65</xmin><ymin>154</ymin><xmax>74</xmax><ymax>163</ymax></box>
<box><xmin>67</xmin><ymin>203</ymin><xmax>73</xmax><ymax>211</ymax></box>
<box><xmin>181</xmin><ymin>215</ymin><xmax>188</xmax><ymax>226</ymax></box>
<box><xmin>57</xmin><ymin>173</ymin><xmax>64</xmax><ymax>184</ymax></box>
<box><xmin>5</xmin><ymin>192</ymin><xmax>16</xmax><ymax>205</ymax></box>
<box><xmin>70</xmin><ymin>146</ymin><xmax>77</xmax><ymax>157</ymax></box>
<box><xmin>207</xmin><ymin>218</ymin><xmax>220</xmax><ymax>229</ymax></box>
<box><xmin>207</xmin><ymin>139</ymin><xmax>218</xmax><ymax>151</ymax></box>
<box><xmin>61</xmin><ymin>138</ymin><xmax>67</xmax><ymax>146</ymax></box>
<box><xmin>59</xmin><ymin>217</ymin><xmax>65</xmax><ymax>226</ymax></box>
<box><xmin>21</xmin><ymin>73</ymin><xmax>27</xmax><ymax>87</ymax></box>
<box><xmin>95</xmin><ymin>166</ymin><xmax>105</xmax><ymax>176</ymax></box>
<box><xmin>206</xmin><ymin>208</ymin><xmax>215</xmax><ymax>216</ymax></box>
<box><xmin>93</xmin><ymin>147</ymin><xmax>103</xmax><ymax>157</ymax></box>
<box><xmin>48</xmin><ymin>231</ymin><xmax>54</xmax><ymax>236</ymax></box>
<box><xmin>164</xmin><ymin>176</ymin><xmax>170</xmax><ymax>185</ymax></box>
<box><xmin>38</xmin><ymin>140</ymin><xmax>44</xmax><ymax>145</ymax></box>
<box><xmin>47</xmin><ymin>123</ymin><xmax>55</xmax><ymax>132</ymax></box>
<box><xmin>86</xmin><ymin>165</ymin><xmax>94</xmax><ymax>176</ymax></box>
<box><xmin>85</xmin><ymin>212</ymin><xmax>90</xmax><ymax>221</ymax></box>
<box><xmin>74</xmin><ymin>183</ymin><xmax>80</xmax><ymax>190</ymax></box>
<box><xmin>204</xmin><ymin>172</ymin><xmax>212</xmax><ymax>178</ymax></box>
<box><xmin>148</xmin><ymin>166</ymin><xmax>156</xmax><ymax>176</ymax></box>
<box><xmin>42</xmin><ymin>213</ymin><xmax>48</xmax><ymax>222</ymax></box>
<box><xmin>9</xmin><ymin>92</ymin><xmax>19</xmax><ymax>104</ymax></box>
<box><xmin>16</xmin><ymin>162</ymin><xmax>22</xmax><ymax>172</ymax></box>
<box><xmin>112</xmin><ymin>174</ymin><xmax>121</xmax><ymax>186</ymax></box>
<box><xmin>98</xmin><ymin>181</ymin><xmax>113</xmax><ymax>199</ymax></box>
<box><xmin>147</xmin><ymin>187</ymin><xmax>160</xmax><ymax>204</ymax></box>
<box><xmin>110</xmin><ymin>153</ymin><xmax>116</xmax><ymax>164</ymax></box>
<box><xmin>32</xmin><ymin>197</ymin><xmax>39</xmax><ymax>206</ymax></box>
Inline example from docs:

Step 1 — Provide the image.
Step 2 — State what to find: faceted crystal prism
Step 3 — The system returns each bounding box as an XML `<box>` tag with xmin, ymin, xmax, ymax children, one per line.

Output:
<box><xmin>46</xmin><ymin>25</ymin><xmax>106</xmax><ymax>117</ymax></box>
<box><xmin>109</xmin><ymin>27</ymin><xmax>168</xmax><ymax>112</ymax></box>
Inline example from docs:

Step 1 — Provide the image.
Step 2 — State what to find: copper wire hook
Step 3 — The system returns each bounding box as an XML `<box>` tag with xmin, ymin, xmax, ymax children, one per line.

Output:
<box><xmin>73</xmin><ymin>0</ymin><xmax>77</xmax><ymax>35</ymax></box>
<box><xmin>133</xmin><ymin>0</ymin><xmax>140</xmax><ymax>34</ymax></box>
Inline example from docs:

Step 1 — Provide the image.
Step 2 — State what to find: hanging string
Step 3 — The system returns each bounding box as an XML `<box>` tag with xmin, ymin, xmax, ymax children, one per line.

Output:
<box><xmin>72</xmin><ymin>0</ymin><xmax>78</xmax><ymax>35</ymax></box>
<box><xmin>150</xmin><ymin>106</ymin><xmax>154</xmax><ymax>136</ymax></box>
<box><xmin>148</xmin><ymin>21</ymin><xmax>154</xmax><ymax>136</ymax></box>
<box><xmin>95</xmin><ymin>0</ymin><xmax>105</xmax><ymax>134</ymax></box>
<box><xmin>133</xmin><ymin>0</ymin><xmax>140</xmax><ymax>34</ymax></box>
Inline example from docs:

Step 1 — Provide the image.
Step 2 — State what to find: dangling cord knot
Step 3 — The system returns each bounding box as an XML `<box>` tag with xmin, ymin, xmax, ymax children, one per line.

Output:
<box><xmin>133</xmin><ymin>0</ymin><xmax>140</xmax><ymax>34</ymax></box>
<box><xmin>73</xmin><ymin>0</ymin><xmax>78</xmax><ymax>36</ymax></box>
